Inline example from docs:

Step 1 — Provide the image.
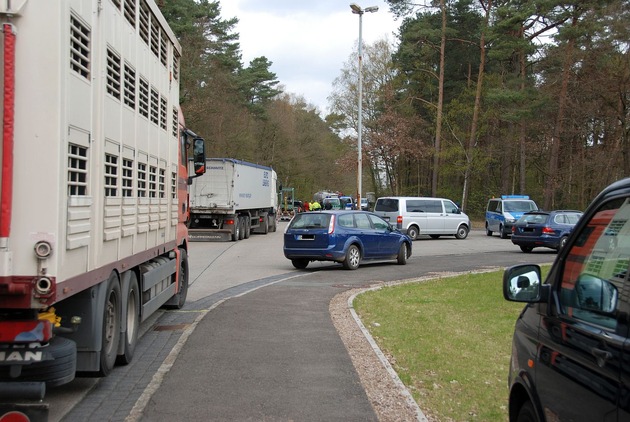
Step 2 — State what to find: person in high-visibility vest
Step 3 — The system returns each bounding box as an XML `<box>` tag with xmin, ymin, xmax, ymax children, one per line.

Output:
<box><xmin>310</xmin><ymin>201</ymin><xmax>321</xmax><ymax>211</ymax></box>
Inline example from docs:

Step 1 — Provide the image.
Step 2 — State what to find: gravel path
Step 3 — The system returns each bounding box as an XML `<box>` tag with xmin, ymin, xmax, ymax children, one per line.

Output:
<box><xmin>330</xmin><ymin>279</ymin><xmax>446</xmax><ymax>422</ymax></box>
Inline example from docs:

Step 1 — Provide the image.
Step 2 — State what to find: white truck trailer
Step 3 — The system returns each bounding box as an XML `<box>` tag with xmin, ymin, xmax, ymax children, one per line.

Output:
<box><xmin>189</xmin><ymin>158</ymin><xmax>278</xmax><ymax>241</ymax></box>
<box><xmin>0</xmin><ymin>0</ymin><xmax>206</xmax><ymax>415</ymax></box>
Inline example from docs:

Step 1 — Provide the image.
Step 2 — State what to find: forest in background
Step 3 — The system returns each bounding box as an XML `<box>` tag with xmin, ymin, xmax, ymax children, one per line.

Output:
<box><xmin>158</xmin><ymin>0</ymin><xmax>630</xmax><ymax>218</ymax></box>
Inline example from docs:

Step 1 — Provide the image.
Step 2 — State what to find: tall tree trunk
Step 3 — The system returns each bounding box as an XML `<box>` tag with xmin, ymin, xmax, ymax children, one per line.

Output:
<box><xmin>462</xmin><ymin>0</ymin><xmax>491</xmax><ymax>212</ymax></box>
<box><xmin>518</xmin><ymin>36</ymin><xmax>527</xmax><ymax>193</ymax></box>
<box><xmin>544</xmin><ymin>15</ymin><xmax>577</xmax><ymax>209</ymax></box>
<box><xmin>432</xmin><ymin>0</ymin><xmax>447</xmax><ymax>196</ymax></box>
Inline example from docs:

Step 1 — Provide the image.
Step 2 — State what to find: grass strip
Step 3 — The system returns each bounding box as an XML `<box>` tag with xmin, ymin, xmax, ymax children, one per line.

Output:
<box><xmin>353</xmin><ymin>267</ymin><xmax>548</xmax><ymax>421</ymax></box>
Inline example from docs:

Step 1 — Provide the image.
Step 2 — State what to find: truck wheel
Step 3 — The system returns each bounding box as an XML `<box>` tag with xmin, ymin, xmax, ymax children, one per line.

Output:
<box><xmin>167</xmin><ymin>248</ymin><xmax>189</xmax><ymax>310</ymax></box>
<box><xmin>238</xmin><ymin>217</ymin><xmax>245</xmax><ymax>240</ymax></box>
<box><xmin>99</xmin><ymin>274</ymin><xmax>122</xmax><ymax>376</ymax></box>
<box><xmin>0</xmin><ymin>336</ymin><xmax>77</xmax><ymax>387</ymax></box>
<box><xmin>117</xmin><ymin>272</ymin><xmax>139</xmax><ymax>365</ymax></box>
<box><xmin>262</xmin><ymin>216</ymin><xmax>269</xmax><ymax>234</ymax></box>
<box><xmin>232</xmin><ymin>221</ymin><xmax>240</xmax><ymax>241</ymax></box>
<box><xmin>244</xmin><ymin>219</ymin><xmax>251</xmax><ymax>239</ymax></box>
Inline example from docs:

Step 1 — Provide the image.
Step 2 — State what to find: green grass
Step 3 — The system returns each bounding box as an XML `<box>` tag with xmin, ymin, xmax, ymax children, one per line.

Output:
<box><xmin>353</xmin><ymin>267</ymin><xmax>549</xmax><ymax>421</ymax></box>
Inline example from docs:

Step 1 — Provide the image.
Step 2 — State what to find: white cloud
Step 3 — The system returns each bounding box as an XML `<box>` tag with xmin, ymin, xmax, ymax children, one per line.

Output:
<box><xmin>218</xmin><ymin>1</ymin><xmax>400</xmax><ymax>115</ymax></box>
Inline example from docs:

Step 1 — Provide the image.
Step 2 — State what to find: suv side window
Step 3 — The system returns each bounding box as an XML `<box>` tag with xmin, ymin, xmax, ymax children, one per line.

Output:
<box><xmin>559</xmin><ymin>197</ymin><xmax>630</xmax><ymax>331</ymax></box>
<box><xmin>487</xmin><ymin>199</ymin><xmax>500</xmax><ymax>212</ymax></box>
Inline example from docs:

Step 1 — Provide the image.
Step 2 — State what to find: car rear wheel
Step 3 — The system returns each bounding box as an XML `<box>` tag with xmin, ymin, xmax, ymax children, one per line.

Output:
<box><xmin>455</xmin><ymin>225</ymin><xmax>469</xmax><ymax>239</ymax></box>
<box><xmin>397</xmin><ymin>243</ymin><xmax>409</xmax><ymax>265</ymax></box>
<box><xmin>406</xmin><ymin>226</ymin><xmax>419</xmax><ymax>241</ymax></box>
<box><xmin>558</xmin><ymin>236</ymin><xmax>568</xmax><ymax>250</ymax></box>
<box><xmin>520</xmin><ymin>245</ymin><xmax>534</xmax><ymax>253</ymax></box>
<box><xmin>291</xmin><ymin>259</ymin><xmax>309</xmax><ymax>269</ymax></box>
<box><xmin>343</xmin><ymin>245</ymin><xmax>361</xmax><ymax>270</ymax></box>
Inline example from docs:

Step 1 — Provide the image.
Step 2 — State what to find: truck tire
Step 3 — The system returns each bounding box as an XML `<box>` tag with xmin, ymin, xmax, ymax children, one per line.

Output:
<box><xmin>262</xmin><ymin>216</ymin><xmax>269</xmax><ymax>234</ymax></box>
<box><xmin>0</xmin><ymin>336</ymin><xmax>76</xmax><ymax>387</ymax></box>
<box><xmin>238</xmin><ymin>217</ymin><xmax>245</xmax><ymax>240</ymax></box>
<box><xmin>165</xmin><ymin>248</ymin><xmax>189</xmax><ymax>310</ymax></box>
<box><xmin>244</xmin><ymin>218</ymin><xmax>251</xmax><ymax>239</ymax></box>
<box><xmin>232</xmin><ymin>221</ymin><xmax>240</xmax><ymax>241</ymax></box>
<box><xmin>117</xmin><ymin>272</ymin><xmax>139</xmax><ymax>365</ymax></box>
<box><xmin>98</xmin><ymin>274</ymin><xmax>122</xmax><ymax>376</ymax></box>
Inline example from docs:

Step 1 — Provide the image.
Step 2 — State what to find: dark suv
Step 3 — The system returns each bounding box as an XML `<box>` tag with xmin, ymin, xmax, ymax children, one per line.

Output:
<box><xmin>503</xmin><ymin>178</ymin><xmax>630</xmax><ymax>421</ymax></box>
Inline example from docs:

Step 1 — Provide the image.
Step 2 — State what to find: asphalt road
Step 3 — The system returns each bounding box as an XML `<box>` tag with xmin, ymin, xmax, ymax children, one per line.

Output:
<box><xmin>46</xmin><ymin>224</ymin><xmax>557</xmax><ymax>421</ymax></box>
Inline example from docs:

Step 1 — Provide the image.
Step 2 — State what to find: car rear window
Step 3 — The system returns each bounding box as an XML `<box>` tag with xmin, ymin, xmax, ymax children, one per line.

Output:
<box><xmin>505</xmin><ymin>200</ymin><xmax>538</xmax><ymax>212</ymax></box>
<box><xmin>375</xmin><ymin>198</ymin><xmax>398</xmax><ymax>212</ymax></box>
<box><xmin>289</xmin><ymin>213</ymin><xmax>331</xmax><ymax>229</ymax></box>
<box><xmin>521</xmin><ymin>213</ymin><xmax>548</xmax><ymax>224</ymax></box>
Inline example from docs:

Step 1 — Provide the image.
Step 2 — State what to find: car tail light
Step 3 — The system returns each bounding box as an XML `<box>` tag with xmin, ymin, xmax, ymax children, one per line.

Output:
<box><xmin>397</xmin><ymin>216</ymin><xmax>403</xmax><ymax>224</ymax></box>
<box><xmin>512</xmin><ymin>226</ymin><xmax>516</xmax><ymax>233</ymax></box>
<box><xmin>542</xmin><ymin>227</ymin><xmax>555</xmax><ymax>234</ymax></box>
<box><xmin>328</xmin><ymin>215</ymin><xmax>335</xmax><ymax>234</ymax></box>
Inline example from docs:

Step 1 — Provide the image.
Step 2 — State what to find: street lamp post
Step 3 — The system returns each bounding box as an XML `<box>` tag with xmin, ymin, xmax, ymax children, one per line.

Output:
<box><xmin>350</xmin><ymin>3</ymin><xmax>378</xmax><ymax>210</ymax></box>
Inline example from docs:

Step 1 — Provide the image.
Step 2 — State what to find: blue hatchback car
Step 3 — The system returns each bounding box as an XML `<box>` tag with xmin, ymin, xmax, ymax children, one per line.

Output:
<box><xmin>283</xmin><ymin>210</ymin><xmax>412</xmax><ymax>270</ymax></box>
<box><xmin>511</xmin><ymin>210</ymin><xmax>583</xmax><ymax>252</ymax></box>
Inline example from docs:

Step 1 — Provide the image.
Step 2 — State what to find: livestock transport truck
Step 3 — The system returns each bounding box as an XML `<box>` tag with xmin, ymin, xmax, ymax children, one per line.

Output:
<box><xmin>0</xmin><ymin>0</ymin><xmax>206</xmax><ymax>417</ymax></box>
<box><xmin>188</xmin><ymin>158</ymin><xmax>278</xmax><ymax>241</ymax></box>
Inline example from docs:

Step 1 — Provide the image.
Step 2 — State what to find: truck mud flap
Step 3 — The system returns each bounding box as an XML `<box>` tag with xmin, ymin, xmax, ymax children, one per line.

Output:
<box><xmin>188</xmin><ymin>230</ymin><xmax>231</xmax><ymax>242</ymax></box>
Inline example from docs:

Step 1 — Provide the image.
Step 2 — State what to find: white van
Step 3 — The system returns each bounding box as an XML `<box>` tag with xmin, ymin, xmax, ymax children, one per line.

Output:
<box><xmin>373</xmin><ymin>197</ymin><xmax>471</xmax><ymax>240</ymax></box>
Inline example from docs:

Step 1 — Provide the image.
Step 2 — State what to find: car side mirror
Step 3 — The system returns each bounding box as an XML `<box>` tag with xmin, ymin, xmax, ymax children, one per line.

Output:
<box><xmin>503</xmin><ymin>264</ymin><xmax>547</xmax><ymax>302</ymax></box>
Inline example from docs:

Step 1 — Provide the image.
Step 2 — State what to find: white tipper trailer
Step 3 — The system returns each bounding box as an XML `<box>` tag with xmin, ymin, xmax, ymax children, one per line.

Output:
<box><xmin>0</xmin><ymin>0</ymin><xmax>206</xmax><ymax>417</ymax></box>
<box><xmin>188</xmin><ymin>158</ymin><xmax>278</xmax><ymax>241</ymax></box>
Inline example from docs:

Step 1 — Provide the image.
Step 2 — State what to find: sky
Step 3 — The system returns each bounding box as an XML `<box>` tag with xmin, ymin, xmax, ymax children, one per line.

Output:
<box><xmin>218</xmin><ymin>1</ymin><xmax>402</xmax><ymax>116</ymax></box>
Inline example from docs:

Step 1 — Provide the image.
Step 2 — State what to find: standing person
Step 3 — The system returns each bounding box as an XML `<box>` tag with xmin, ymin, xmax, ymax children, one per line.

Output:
<box><xmin>303</xmin><ymin>201</ymin><xmax>310</xmax><ymax>212</ymax></box>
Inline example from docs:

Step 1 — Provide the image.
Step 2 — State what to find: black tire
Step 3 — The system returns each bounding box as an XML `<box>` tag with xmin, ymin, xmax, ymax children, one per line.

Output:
<box><xmin>291</xmin><ymin>259</ymin><xmax>309</xmax><ymax>269</ymax></box>
<box><xmin>485</xmin><ymin>225</ymin><xmax>493</xmax><ymax>236</ymax></box>
<box><xmin>244</xmin><ymin>218</ymin><xmax>251</xmax><ymax>239</ymax></box>
<box><xmin>343</xmin><ymin>245</ymin><xmax>361</xmax><ymax>270</ymax></box>
<box><xmin>406</xmin><ymin>226</ymin><xmax>419</xmax><ymax>241</ymax></box>
<box><xmin>455</xmin><ymin>225</ymin><xmax>469</xmax><ymax>240</ymax></box>
<box><xmin>397</xmin><ymin>243</ymin><xmax>408</xmax><ymax>265</ymax></box>
<box><xmin>232</xmin><ymin>220</ymin><xmax>240</xmax><ymax>241</ymax></box>
<box><xmin>500</xmin><ymin>225</ymin><xmax>508</xmax><ymax>239</ymax></box>
<box><xmin>117</xmin><ymin>272</ymin><xmax>139</xmax><ymax>365</ymax></box>
<box><xmin>262</xmin><ymin>216</ymin><xmax>269</xmax><ymax>234</ymax></box>
<box><xmin>0</xmin><ymin>336</ymin><xmax>77</xmax><ymax>387</ymax></box>
<box><xmin>167</xmin><ymin>248</ymin><xmax>189</xmax><ymax>310</ymax></box>
<box><xmin>238</xmin><ymin>217</ymin><xmax>245</xmax><ymax>240</ymax></box>
<box><xmin>429</xmin><ymin>235</ymin><xmax>441</xmax><ymax>239</ymax></box>
<box><xmin>520</xmin><ymin>245</ymin><xmax>534</xmax><ymax>253</ymax></box>
<box><xmin>515</xmin><ymin>400</ymin><xmax>538</xmax><ymax>422</ymax></box>
<box><xmin>558</xmin><ymin>236</ymin><xmax>568</xmax><ymax>250</ymax></box>
<box><xmin>99</xmin><ymin>274</ymin><xmax>122</xmax><ymax>377</ymax></box>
